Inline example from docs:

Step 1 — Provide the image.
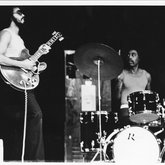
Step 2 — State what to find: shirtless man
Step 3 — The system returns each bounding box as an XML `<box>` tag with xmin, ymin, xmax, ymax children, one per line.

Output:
<box><xmin>116</xmin><ymin>49</ymin><xmax>151</xmax><ymax>126</ymax></box>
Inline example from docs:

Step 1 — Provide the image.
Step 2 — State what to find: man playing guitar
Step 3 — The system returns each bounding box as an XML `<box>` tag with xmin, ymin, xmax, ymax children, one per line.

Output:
<box><xmin>0</xmin><ymin>7</ymin><xmax>50</xmax><ymax>161</ymax></box>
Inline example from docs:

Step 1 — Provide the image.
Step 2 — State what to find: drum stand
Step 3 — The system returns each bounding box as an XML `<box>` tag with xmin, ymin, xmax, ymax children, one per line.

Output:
<box><xmin>159</xmin><ymin>104</ymin><xmax>165</xmax><ymax>162</ymax></box>
<box><xmin>91</xmin><ymin>58</ymin><xmax>106</xmax><ymax>162</ymax></box>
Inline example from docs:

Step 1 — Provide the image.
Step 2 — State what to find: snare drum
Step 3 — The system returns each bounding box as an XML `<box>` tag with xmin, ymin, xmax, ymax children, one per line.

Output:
<box><xmin>104</xmin><ymin>126</ymin><xmax>160</xmax><ymax>163</ymax></box>
<box><xmin>128</xmin><ymin>90</ymin><xmax>160</xmax><ymax>124</ymax></box>
<box><xmin>80</xmin><ymin>111</ymin><xmax>115</xmax><ymax>152</ymax></box>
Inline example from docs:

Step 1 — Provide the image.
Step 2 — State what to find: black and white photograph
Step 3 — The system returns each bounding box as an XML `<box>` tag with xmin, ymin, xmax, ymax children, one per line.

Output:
<box><xmin>0</xmin><ymin>2</ymin><xmax>165</xmax><ymax>163</ymax></box>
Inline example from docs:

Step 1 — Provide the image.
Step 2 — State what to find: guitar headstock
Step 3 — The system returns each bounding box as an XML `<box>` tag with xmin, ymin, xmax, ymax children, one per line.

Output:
<box><xmin>52</xmin><ymin>31</ymin><xmax>64</xmax><ymax>42</ymax></box>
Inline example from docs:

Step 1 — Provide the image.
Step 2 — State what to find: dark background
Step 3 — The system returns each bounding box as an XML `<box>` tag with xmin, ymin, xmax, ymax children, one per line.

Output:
<box><xmin>1</xmin><ymin>5</ymin><xmax>165</xmax><ymax>161</ymax></box>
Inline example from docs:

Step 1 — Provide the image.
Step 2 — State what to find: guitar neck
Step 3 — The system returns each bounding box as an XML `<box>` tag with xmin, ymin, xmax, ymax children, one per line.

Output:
<box><xmin>30</xmin><ymin>32</ymin><xmax>64</xmax><ymax>61</ymax></box>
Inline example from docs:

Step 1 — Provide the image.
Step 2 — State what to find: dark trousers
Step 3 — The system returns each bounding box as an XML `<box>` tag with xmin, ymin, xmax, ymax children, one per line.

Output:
<box><xmin>0</xmin><ymin>91</ymin><xmax>45</xmax><ymax>161</ymax></box>
<box><xmin>24</xmin><ymin>91</ymin><xmax>45</xmax><ymax>161</ymax></box>
<box><xmin>117</xmin><ymin>108</ymin><xmax>132</xmax><ymax>128</ymax></box>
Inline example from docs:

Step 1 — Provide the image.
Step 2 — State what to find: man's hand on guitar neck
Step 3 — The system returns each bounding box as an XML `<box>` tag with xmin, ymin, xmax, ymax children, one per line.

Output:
<box><xmin>20</xmin><ymin>44</ymin><xmax>50</xmax><ymax>72</ymax></box>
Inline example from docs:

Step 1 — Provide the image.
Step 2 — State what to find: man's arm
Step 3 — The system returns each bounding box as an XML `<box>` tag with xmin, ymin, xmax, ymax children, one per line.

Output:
<box><xmin>0</xmin><ymin>30</ymin><xmax>35</xmax><ymax>70</ymax></box>
<box><xmin>145</xmin><ymin>71</ymin><xmax>151</xmax><ymax>90</ymax></box>
<box><xmin>115</xmin><ymin>73</ymin><xmax>123</xmax><ymax>100</ymax></box>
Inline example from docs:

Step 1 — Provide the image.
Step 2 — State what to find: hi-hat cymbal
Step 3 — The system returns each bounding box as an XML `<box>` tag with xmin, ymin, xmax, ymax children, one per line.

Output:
<box><xmin>74</xmin><ymin>43</ymin><xmax>123</xmax><ymax>80</ymax></box>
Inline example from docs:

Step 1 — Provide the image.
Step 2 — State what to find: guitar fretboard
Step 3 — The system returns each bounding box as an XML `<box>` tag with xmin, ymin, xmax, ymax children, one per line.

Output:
<box><xmin>30</xmin><ymin>31</ymin><xmax>64</xmax><ymax>61</ymax></box>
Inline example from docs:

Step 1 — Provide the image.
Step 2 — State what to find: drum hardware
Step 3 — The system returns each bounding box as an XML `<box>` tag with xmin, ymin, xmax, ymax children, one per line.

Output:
<box><xmin>80</xmin><ymin>111</ymin><xmax>115</xmax><ymax>153</ymax></box>
<box><xmin>148</xmin><ymin>119</ymin><xmax>163</xmax><ymax>127</ymax></box>
<box><xmin>154</xmin><ymin>128</ymin><xmax>164</xmax><ymax>136</ymax></box>
<box><xmin>158</xmin><ymin>103</ymin><xmax>165</xmax><ymax>118</ymax></box>
<box><xmin>103</xmin><ymin>128</ymin><xmax>120</xmax><ymax>162</ymax></box>
<box><xmin>142</xmin><ymin>125</ymin><xmax>149</xmax><ymax>130</ymax></box>
<box><xmin>80</xmin><ymin>141</ymin><xmax>95</xmax><ymax>152</ymax></box>
<box><xmin>114</xmin><ymin>112</ymin><xmax>118</xmax><ymax>123</ymax></box>
<box><xmin>160</xmin><ymin>140</ymin><xmax>165</xmax><ymax>162</ymax></box>
<box><xmin>74</xmin><ymin>43</ymin><xmax>123</xmax><ymax>161</ymax></box>
<box><xmin>157</xmin><ymin>138</ymin><xmax>162</xmax><ymax>145</ymax></box>
<box><xmin>90</xmin><ymin>134</ymin><xmax>107</xmax><ymax>162</ymax></box>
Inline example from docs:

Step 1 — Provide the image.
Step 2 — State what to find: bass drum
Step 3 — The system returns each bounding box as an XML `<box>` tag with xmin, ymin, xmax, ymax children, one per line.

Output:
<box><xmin>103</xmin><ymin>126</ymin><xmax>160</xmax><ymax>163</ymax></box>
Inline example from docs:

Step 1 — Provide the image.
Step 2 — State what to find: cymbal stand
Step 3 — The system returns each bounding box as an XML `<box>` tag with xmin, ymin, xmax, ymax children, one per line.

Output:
<box><xmin>91</xmin><ymin>58</ymin><xmax>105</xmax><ymax>162</ymax></box>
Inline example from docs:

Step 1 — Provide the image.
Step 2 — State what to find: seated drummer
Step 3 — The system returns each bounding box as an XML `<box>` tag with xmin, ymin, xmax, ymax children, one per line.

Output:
<box><xmin>115</xmin><ymin>49</ymin><xmax>151</xmax><ymax>127</ymax></box>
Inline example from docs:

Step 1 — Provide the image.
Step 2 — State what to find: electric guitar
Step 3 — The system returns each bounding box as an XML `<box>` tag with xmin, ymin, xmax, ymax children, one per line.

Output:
<box><xmin>0</xmin><ymin>31</ymin><xmax>64</xmax><ymax>91</ymax></box>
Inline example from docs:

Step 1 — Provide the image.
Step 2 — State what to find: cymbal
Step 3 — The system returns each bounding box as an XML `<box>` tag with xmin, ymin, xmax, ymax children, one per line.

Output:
<box><xmin>74</xmin><ymin>43</ymin><xmax>123</xmax><ymax>80</ymax></box>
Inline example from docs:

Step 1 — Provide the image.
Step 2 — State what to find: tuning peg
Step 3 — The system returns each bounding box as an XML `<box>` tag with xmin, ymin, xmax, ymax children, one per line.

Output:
<box><xmin>52</xmin><ymin>31</ymin><xmax>57</xmax><ymax>35</ymax></box>
<box><xmin>59</xmin><ymin>36</ymin><xmax>64</xmax><ymax>41</ymax></box>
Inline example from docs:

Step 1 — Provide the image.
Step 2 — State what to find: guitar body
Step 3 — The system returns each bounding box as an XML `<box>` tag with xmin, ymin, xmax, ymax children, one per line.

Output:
<box><xmin>0</xmin><ymin>49</ymin><xmax>40</xmax><ymax>91</ymax></box>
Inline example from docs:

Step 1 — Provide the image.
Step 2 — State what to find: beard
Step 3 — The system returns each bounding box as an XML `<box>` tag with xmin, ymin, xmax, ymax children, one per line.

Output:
<box><xmin>11</xmin><ymin>16</ymin><xmax>25</xmax><ymax>29</ymax></box>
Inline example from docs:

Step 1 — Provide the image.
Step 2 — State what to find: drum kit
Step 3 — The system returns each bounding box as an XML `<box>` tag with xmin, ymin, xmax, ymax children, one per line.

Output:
<box><xmin>74</xmin><ymin>43</ymin><xmax>165</xmax><ymax>163</ymax></box>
